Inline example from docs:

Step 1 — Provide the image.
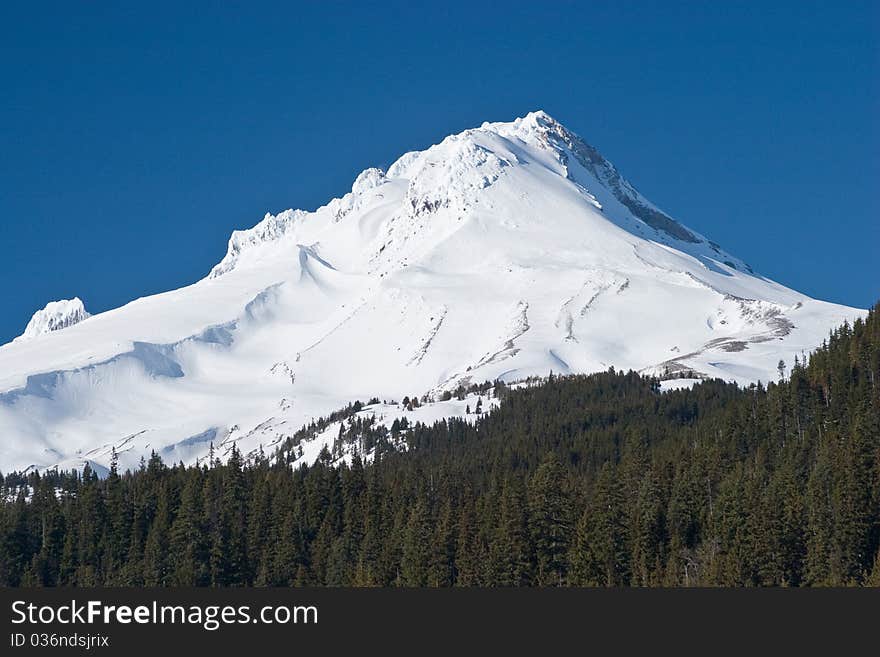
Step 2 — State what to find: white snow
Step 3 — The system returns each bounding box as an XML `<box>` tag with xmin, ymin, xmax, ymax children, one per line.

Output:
<box><xmin>658</xmin><ymin>378</ymin><xmax>704</xmax><ymax>392</ymax></box>
<box><xmin>287</xmin><ymin>392</ymin><xmax>499</xmax><ymax>469</ymax></box>
<box><xmin>14</xmin><ymin>297</ymin><xmax>90</xmax><ymax>342</ymax></box>
<box><xmin>0</xmin><ymin>110</ymin><xmax>866</xmax><ymax>473</ymax></box>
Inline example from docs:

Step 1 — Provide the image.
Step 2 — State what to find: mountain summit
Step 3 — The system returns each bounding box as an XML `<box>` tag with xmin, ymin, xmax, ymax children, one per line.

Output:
<box><xmin>0</xmin><ymin>111</ymin><xmax>864</xmax><ymax>472</ymax></box>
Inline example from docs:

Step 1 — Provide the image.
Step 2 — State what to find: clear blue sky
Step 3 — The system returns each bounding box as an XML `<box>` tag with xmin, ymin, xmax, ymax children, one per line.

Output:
<box><xmin>1</xmin><ymin>1</ymin><xmax>877</xmax><ymax>344</ymax></box>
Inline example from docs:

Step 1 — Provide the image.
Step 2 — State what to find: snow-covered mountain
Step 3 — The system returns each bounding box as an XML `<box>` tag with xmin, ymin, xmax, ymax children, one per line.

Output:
<box><xmin>0</xmin><ymin>111</ymin><xmax>865</xmax><ymax>473</ymax></box>
<box><xmin>14</xmin><ymin>298</ymin><xmax>90</xmax><ymax>343</ymax></box>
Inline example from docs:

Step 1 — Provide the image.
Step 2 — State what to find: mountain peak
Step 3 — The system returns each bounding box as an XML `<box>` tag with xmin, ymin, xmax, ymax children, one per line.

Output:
<box><xmin>487</xmin><ymin>108</ymin><xmax>557</xmax><ymax>128</ymax></box>
<box><xmin>0</xmin><ymin>109</ymin><xmax>863</xmax><ymax>474</ymax></box>
<box><xmin>479</xmin><ymin>109</ymin><xmax>565</xmax><ymax>143</ymax></box>
<box><xmin>208</xmin><ymin>110</ymin><xmax>745</xmax><ymax>279</ymax></box>
<box><xmin>516</xmin><ymin>108</ymin><xmax>557</xmax><ymax>127</ymax></box>
<box><xmin>487</xmin><ymin>111</ymin><xmax>706</xmax><ymax>245</ymax></box>
<box><xmin>15</xmin><ymin>297</ymin><xmax>90</xmax><ymax>342</ymax></box>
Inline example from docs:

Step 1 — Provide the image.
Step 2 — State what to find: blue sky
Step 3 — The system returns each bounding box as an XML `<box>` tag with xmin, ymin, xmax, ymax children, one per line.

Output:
<box><xmin>1</xmin><ymin>1</ymin><xmax>877</xmax><ymax>344</ymax></box>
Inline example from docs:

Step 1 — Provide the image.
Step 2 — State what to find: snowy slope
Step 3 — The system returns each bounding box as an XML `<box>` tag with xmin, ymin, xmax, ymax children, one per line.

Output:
<box><xmin>0</xmin><ymin>111</ymin><xmax>865</xmax><ymax>473</ymax></box>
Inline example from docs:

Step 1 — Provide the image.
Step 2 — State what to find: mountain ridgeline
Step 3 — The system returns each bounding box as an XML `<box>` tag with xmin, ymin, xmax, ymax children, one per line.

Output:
<box><xmin>0</xmin><ymin>111</ymin><xmax>863</xmax><ymax>474</ymax></box>
<box><xmin>1</xmin><ymin>304</ymin><xmax>877</xmax><ymax>587</ymax></box>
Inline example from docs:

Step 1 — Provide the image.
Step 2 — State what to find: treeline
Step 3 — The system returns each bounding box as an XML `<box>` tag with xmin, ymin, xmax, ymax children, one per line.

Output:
<box><xmin>1</xmin><ymin>304</ymin><xmax>877</xmax><ymax>587</ymax></box>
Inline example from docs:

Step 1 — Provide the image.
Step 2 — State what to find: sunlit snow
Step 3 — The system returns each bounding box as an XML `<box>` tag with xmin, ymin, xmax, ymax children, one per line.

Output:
<box><xmin>0</xmin><ymin>111</ymin><xmax>865</xmax><ymax>473</ymax></box>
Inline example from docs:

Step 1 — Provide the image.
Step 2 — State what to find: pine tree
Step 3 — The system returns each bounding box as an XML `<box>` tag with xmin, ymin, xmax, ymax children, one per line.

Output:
<box><xmin>489</xmin><ymin>477</ymin><xmax>532</xmax><ymax>585</ymax></box>
<box><xmin>528</xmin><ymin>453</ymin><xmax>570</xmax><ymax>586</ymax></box>
<box><xmin>220</xmin><ymin>446</ymin><xmax>247</xmax><ymax>585</ymax></box>
<box><xmin>143</xmin><ymin>488</ymin><xmax>170</xmax><ymax>586</ymax></box>
<box><xmin>454</xmin><ymin>499</ymin><xmax>482</xmax><ymax>586</ymax></box>
<box><xmin>400</xmin><ymin>496</ymin><xmax>432</xmax><ymax>586</ymax></box>
<box><xmin>428</xmin><ymin>498</ymin><xmax>456</xmax><ymax>587</ymax></box>
<box><xmin>169</xmin><ymin>471</ymin><xmax>208</xmax><ymax>586</ymax></box>
<box><xmin>104</xmin><ymin>449</ymin><xmax>131</xmax><ymax>578</ymax></box>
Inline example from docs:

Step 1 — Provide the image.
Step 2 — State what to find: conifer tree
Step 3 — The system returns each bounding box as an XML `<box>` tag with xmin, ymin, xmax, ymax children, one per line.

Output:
<box><xmin>489</xmin><ymin>477</ymin><xmax>532</xmax><ymax>585</ymax></box>
<box><xmin>528</xmin><ymin>453</ymin><xmax>570</xmax><ymax>586</ymax></box>
<box><xmin>401</xmin><ymin>496</ymin><xmax>432</xmax><ymax>586</ymax></box>
<box><xmin>169</xmin><ymin>471</ymin><xmax>208</xmax><ymax>586</ymax></box>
